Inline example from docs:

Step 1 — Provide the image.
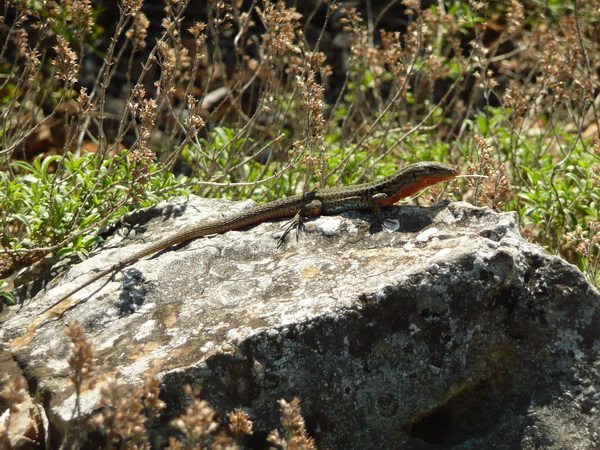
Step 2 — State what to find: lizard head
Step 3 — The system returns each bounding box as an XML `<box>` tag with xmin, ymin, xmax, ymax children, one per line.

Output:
<box><xmin>380</xmin><ymin>162</ymin><xmax>459</xmax><ymax>205</ymax></box>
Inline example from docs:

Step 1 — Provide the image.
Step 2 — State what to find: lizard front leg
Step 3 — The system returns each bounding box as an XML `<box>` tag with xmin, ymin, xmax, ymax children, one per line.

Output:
<box><xmin>370</xmin><ymin>193</ymin><xmax>400</xmax><ymax>232</ymax></box>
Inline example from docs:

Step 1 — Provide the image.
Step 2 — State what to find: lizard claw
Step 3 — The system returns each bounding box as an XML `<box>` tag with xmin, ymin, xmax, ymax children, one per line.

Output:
<box><xmin>381</xmin><ymin>218</ymin><xmax>400</xmax><ymax>233</ymax></box>
<box><xmin>277</xmin><ymin>214</ymin><xmax>303</xmax><ymax>248</ymax></box>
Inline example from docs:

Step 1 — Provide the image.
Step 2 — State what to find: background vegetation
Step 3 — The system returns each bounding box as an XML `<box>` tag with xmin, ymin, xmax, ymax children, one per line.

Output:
<box><xmin>1</xmin><ymin>0</ymin><xmax>599</xmax><ymax>296</ymax></box>
<box><xmin>1</xmin><ymin>0</ymin><xmax>599</xmax><ymax>446</ymax></box>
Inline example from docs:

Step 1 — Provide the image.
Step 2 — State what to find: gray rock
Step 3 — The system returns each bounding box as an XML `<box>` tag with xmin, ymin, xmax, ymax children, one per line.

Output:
<box><xmin>1</xmin><ymin>198</ymin><xmax>599</xmax><ymax>448</ymax></box>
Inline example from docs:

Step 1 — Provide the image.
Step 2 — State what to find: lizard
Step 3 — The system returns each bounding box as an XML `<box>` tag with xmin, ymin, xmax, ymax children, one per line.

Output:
<box><xmin>37</xmin><ymin>161</ymin><xmax>458</xmax><ymax>319</ymax></box>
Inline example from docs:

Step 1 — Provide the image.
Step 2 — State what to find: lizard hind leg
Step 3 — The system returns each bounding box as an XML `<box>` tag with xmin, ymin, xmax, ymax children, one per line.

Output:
<box><xmin>277</xmin><ymin>198</ymin><xmax>323</xmax><ymax>248</ymax></box>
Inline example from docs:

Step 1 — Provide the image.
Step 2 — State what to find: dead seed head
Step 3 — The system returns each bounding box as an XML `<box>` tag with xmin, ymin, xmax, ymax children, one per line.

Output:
<box><xmin>154</xmin><ymin>40</ymin><xmax>189</xmax><ymax>95</ymax></box>
<box><xmin>341</xmin><ymin>6</ymin><xmax>384</xmax><ymax>76</ymax></box>
<box><xmin>0</xmin><ymin>377</ymin><xmax>25</xmax><ymax>414</ymax></box>
<box><xmin>122</xmin><ymin>0</ymin><xmax>144</xmax><ymax>16</ymax></box>
<box><xmin>170</xmin><ymin>385</ymin><xmax>219</xmax><ymax>443</ymax></box>
<box><xmin>402</xmin><ymin>0</ymin><xmax>421</xmax><ymax>14</ymax></box>
<box><xmin>503</xmin><ymin>84</ymin><xmax>527</xmax><ymax>116</ymax></box>
<box><xmin>23</xmin><ymin>49</ymin><xmax>41</xmax><ymax>82</ymax></box>
<box><xmin>126</xmin><ymin>11</ymin><xmax>150</xmax><ymax>50</ymax></box>
<box><xmin>256</xmin><ymin>1</ymin><xmax>302</xmax><ymax>54</ymax></box>
<box><xmin>299</xmin><ymin>71</ymin><xmax>326</xmax><ymax>143</ymax></box>
<box><xmin>189</xmin><ymin>21</ymin><xmax>208</xmax><ymax>49</ymax></box>
<box><xmin>15</xmin><ymin>28</ymin><xmax>28</xmax><ymax>59</ymax></box>
<box><xmin>64</xmin><ymin>0</ymin><xmax>94</xmax><ymax>38</ymax></box>
<box><xmin>469</xmin><ymin>1</ymin><xmax>486</xmax><ymax>11</ymax></box>
<box><xmin>506</xmin><ymin>0</ymin><xmax>524</xmax><ymax>35</ymax></box>
<box><xmin>76</xmin><ymin>87</ymin><xmax>91</xmax><ymax>118</ymax></box>
<box><xmin>228</xmin><ymin>408</ymin><xmax>253</xmax><ymax>436</ymax></box>
<box><xmin>381</xmin><ymin>30</ymin><xmax>408</xmax><ymax>86</ymax></box>
<box><xmin>467</xmin><ymin>135</ymin><xmax>512</xmax><ymax>210</ymax></box>
<box><xmin>93</xmin><ymin>373</ymin><xmax>148</xmax><ymax>447</ymax></box>
<box><xmin>268</xmin><ymin>398</ymin><xmax>315</xmax><ymax>450</ymax></box>
<box><xmin>53</xmin><ymin>36</ymin><xmax>79</xmax><ymax>84</ymax></box>
<box><xmin>66</xmin><ymin>321</ymin><xmax>95</xmax><ymax>387</ymax></box>
<box><xmin>184</xmin><ymin>114</ymin><xmax>206</xmax><ymax>138</ymax></box>
<box><xmin>142</xmin><ymin>376</ymin><xmax>166</xmax><ymax>422</ymax></box>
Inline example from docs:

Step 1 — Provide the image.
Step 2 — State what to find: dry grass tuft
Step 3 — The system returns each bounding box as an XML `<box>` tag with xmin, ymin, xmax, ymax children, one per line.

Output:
<box><xmin>267</xmin><ymin>397</ymin><xmax>315</xmax><ymax>450</ymax></box>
